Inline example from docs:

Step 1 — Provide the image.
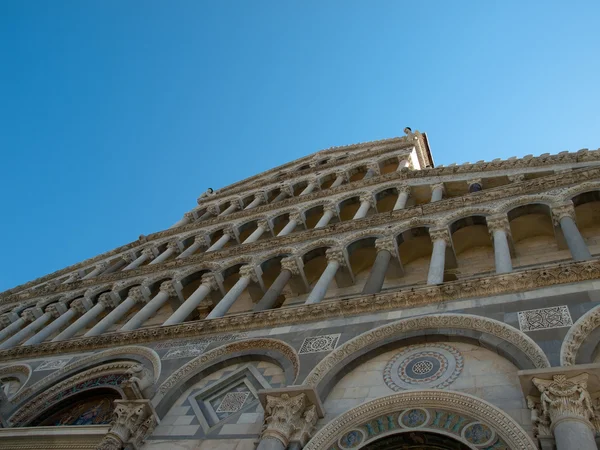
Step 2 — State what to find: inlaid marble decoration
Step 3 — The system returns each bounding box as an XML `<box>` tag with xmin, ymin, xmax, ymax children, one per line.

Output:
<box><xmin>383</xmin><ymin>344</ymin><xmax>463</xmax><ymax>391</ymax></box>
<box><xmin>299</xmin><ymin>334</ymin><xmax>341</xmax><ymax>354</ymax></box>
<box><xmin>34</xmin><ymin>358</ymin><xmax>73</xmax><ymax>372</ymax></box>
<box><xmin>163</xmin><ymin>342</ymin><xmax>210</xmax><ymax>360</ymax></box>
<box><xmin>518</xmin><ymin>305</ymin><xmax>573</xmax><ymax>332</ymax></box>
<box><xmin>216</xmin><ymin>391</ymin><xmax>251</xmax><ymax>413</ymax></box>
<box><xmin>154</xmin><ymin>332</ymin><xmax>248</xmax><ymax>350</ymax></box>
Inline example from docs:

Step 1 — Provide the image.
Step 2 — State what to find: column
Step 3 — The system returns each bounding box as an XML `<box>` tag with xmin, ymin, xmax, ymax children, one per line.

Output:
<box><xmin>305</xmin><ymin>248</ymin><xmax>344</xmax><ymax>304</ymax></box>
<box><xmin>149</xmin><ymin>241</ymin><xmax>181</xmax><ymax>265</ymax></box>
<box><xmin>54</xmin><ymin>293</ymin><xmax>118</xmax><ymax>341</ymax></box>
<box><xmin>85</xmin><ymin>287</ymin><xmax>145</xmax><ymax>337</ymax></box>
<box><xmin>397</xmin><ymin>158</ymin><xmax>410</xmax><ymax>170</ymax></box>
<box><xmin>103</xmin><ymin>255</ymin><xmax>130</xmax><ymax>275</ymax></box>
<box><xmin>329</xmin><ymin>171</ymin><xmax>346</xmax><ymax>188</ymax></box>
<box><xmin>170</xmin><ymin>212</ymin><xmax>195</xmax><ymax>228</ymax></box>
<box><xmin>123</xmin><ymin>249</ymin><xmax>155</xmax><ymax>271</ymax></box>
<box><xmin>314</xmin><ymin>205</ymin><xmax>336</xmax><ymax>229</ymax></box>
<box><xmin>219</xmin><ymin>201</ymin><xmax>240</xmax><ymax>217</ymax></box>
<box><xmin>393</xmin><ymin>186</ymin><xmax>411</xmax><ymax>210</ymax></box>
<box><xmin>177</xmin><ymin>235</ymin><xmax>207</xmax><ymax>259</ymax></box>
<box><xmin>24</xmin><ymin>302</ymin><xmax>72</xmax><ymax>346</ymax></box>
<box><xmin>120</xmin><ymin>281</ymin><xmax>177</xmax><ymax>332</ymax></box>
<box><xmin>0</xmin><ymin>313</ymin><xmax>25</xmax><ymax>343</ymax></box>
<box><xmin>206</xmin><ymin>227</ymin><xmax>235</xmax><ymax>252</ymax></box>
<box><xmin>277</xmin><ymin>213</ymin><xmax>301</xmax><ymax>237</ymax></box>
<box><xmin>430</xmin><ymin>182</ymin><xmax>444</xmax><ymax>202</ymax></box>
<box><xmin>206</xmin><ymin>265</ymin><xmax>257</xmax><ymax>319</ymax></box>
<box><xmin>254</xmin><ymin>257</ymin><xmax>299</xmax><ymax>311</ymax></box>
<box><xmin>362</xmin><ymin>239</ymin><xmax>394</xmax><ymax>295</ymax></box>
<box><xmin>467</xmin><ymin>178</ymin><xmax>483</xmax><ymax>193</ymax></box>
<box><xmin>363</xmin><ymin>164</ymin><xmax>379</xmax><ymax>180</ymax></box>
<box><xmin>62</xmin><ymin>272</ymin><xmax>81</xmax><ymax>284</ymax></box>
<box><xmin>81</xmin><ymin>262</ymin><xmax>109</xmax><ymax>280</ymax></box>
<box><xmin>553</xmin><ymin>203</ymin><xmax>592</xmax><ymax>261</ymax></box>
<box><xmin>427</xmin><ymin>228</ymin><xmax>450</xmax><ymax>285</ymax></box>
<box><xmin>272</xmin><ymin>185</ymin><xmax>293</xmax><ymax>203</ymax></box>
<box><xmin>258</xmin><ymin>392</ymin><xmax>319</xmax><ymax>450</ymax></box>
<box><xmin>0</xmin><ymin>308</ymin><xmax>49</xmax><ymax>350</ymax></box>
<box><xmin>243</xmin><ymin>220</ymin><xmax>269</xmax><ymax>244</ymax></box>
<box><xmin>487</xmin><ymin>215</ymin><xmax>513</xmax><ymax>274</ymax></box>
<box><xmin>530</xmin><ymin>374</ymin><xmax>597</xmax><ymax>450</ymax></box>
<box><xmin>96</xmin><ymin>399</ymin><xmax>158</xmax><ymax>450</ymax></box>
<box><xmin>244</xmin><ymin>192</ymin><xmax>265</xmax><ymax>210</ymax></box>
<box><xmin>352</xmin><ymin>194</ymin><xmax>374</xmax><ymax>220</ymax></box>
<box><xmin>299</xmin><ymin>178</ymin><xmax>318</xmax><ymax>196</ymax></box>
<box><xmin>163</xmin><ymin>274</ymin><xmax>219</xmax><ymax>326</ymax></box>
<box><xmin>199</xmin><ymin>205</ymin><xmax>219</xmax><ymax>221</ymax></box>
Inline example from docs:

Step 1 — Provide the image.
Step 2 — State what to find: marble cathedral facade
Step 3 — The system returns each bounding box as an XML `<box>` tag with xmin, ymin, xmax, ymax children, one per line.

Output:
<box><xmin>1</xmin><ymin>129</ymin><xmax>600</xmax><ymax>449</ymax></box>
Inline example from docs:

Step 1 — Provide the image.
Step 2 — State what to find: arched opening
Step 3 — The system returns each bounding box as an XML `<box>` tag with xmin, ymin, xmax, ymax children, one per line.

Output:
<box><xmin>396</xmin><ymin>228</ymin><xmax>433</xmax><ymax>286</ymax></box>
<box><xmin>375</xmin><ymin>187</ymin><xmax>398</xmax><ymax>213</ymax></box>
<box><xmin>267</xmin><ymin>187</ymin><xmax>281</xmax><ymax>203</ymax></box>
<box><xmin>362</xmin><ymin>431</ymin><xmax>470</xmax><ymax>450</ymax></box>
<box><xmin>347</xmin><ymin>238</ymin><xmax>377</xmax><ymax>294</ymax></box>
<box><xmin>378</xmin><ymin>157</ymin><xmax>399</xmax><ymax>174</ymax></box>
<box><xmin>293</xmin><ymin>180</ymin><xmax>309</xmax><ymax>196</ymax></box>
<box><xmin>260</xmin><ymin>256</ymin><xmax>288</xmax><ymax>309</ymax></box>
<box><xmin>338</xmin><ymin>197</ymin><xmax>361</xmax><ymax>221</ymax></box>
<box><xmin>349</xmin><ymin>166</ymin><xmax>368</xmax><ymax>182</ymax></box>
<box><xmin>320</xmin><ymin>173</ymin><xmax>337</xmax><ymax>190</ymax></box>
<box><xmin>573</xmin><ymin>191</ymin><xmax>600</xmax><ymax>255</ymax></box>
<box><xmin>179</xmin><ymin>269</ymin><xmax>213</xmax><ymax>320</ymax></box>
<box><xmin>450</xmin><ymin>216</ymin><xmax>494</xmax><ymax>278</ymax></box>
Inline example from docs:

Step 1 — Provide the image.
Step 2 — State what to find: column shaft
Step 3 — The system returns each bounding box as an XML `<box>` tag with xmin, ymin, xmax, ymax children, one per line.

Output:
<box><xmin>554</xmin><ymin>419</ymin><xmax>596</xmax><ymax>450</ymax></box>
<box><xmin>206</xmin><ymin>234</ymin><xmax>231</xmax><ymax>252</ymax></box>
<box><xmin>256</xmin><ymin>438</ymin><xmax>286</xmax><ymax>450</ymax></box>
<box><xmin>178</xmin><ymin>241</ymin><xmax>203</xmax><ymax>259</ymax></box>
<box><xmin>430</xmin><ymin>185</ymin><xmax>444</xmax><ymax>202</ymax></box>
<box><xmin>560</xmin><ymin>216</ymin><xmax>592</xmax><ymax>261</ymax></box>
<box><xmin>85</xmin><ymin>297</ymin><xmax>136</xmax><ymax>337</ymax></box>
<box><xmin>82</xmin><ymin>265</ymin><xmax>106</xmax><ymax>280</ymax></box>
<box><xmin>362</xmin><ymin>250</ymin><xmax>391</xmax><ymax>294</ymax></box>
<box><xmin>427</xmin><ymin>239</ymin><xmax>447</xmax><ymax>285</ymax></box>
<box><xmin>24</xmin><ymin>309</ymin><xmax>76</xmax><ymax>345</ymax></box>
<box><xmin>277</xmin><ymin>219</ymin><xmax>298</xmax><ymax>237</ymax></box>
<box><xmin>149</xmin><ymin>247</ymin><xmax>176</xmax><ymax>265</ymax></box>
<box><xmin>0</xmin><ymin>314</ymin><xmax>51</xmax><ymax>349</ymax></box>
<box><xmin>254</xmin><ymin>270</ymin><xmax>292</xmax><ymax>311</ymax></box>
<box><xmin>352</xmin><ymin>201</ymin><xmax>371</xmax><ymax>219</ymax></box>
<box><xmin>315</xmin><ymin>210</ymin><xmax>334</xmax><ymax>228</ymax></box>
<box><xmin>243</xmin><ymin>225</ymin><xmax>266</xmax><ymax>244</ymax></box>
<box><xmin>219</xmin><ymin>203</ymin><xmax>238</xmax><ymax>216</ymax></box>
<box><xmin>206</xmin><ymin>277</ymin><xmax>251</xmax><ymax>319</ymax></box>
<box><xmin>123</xmin><ymin>253</ymin><xmax>150</xmax><ymax>271</ymax></box>
<box><xmin>272</xmin><ymin>191</ymin><xmax>288</xmax><ymax>203</ymax></box>
<box><xmin>0</xmin><ymin>318</ymin><xmax>25</xmax><ymax>343</ymax></box>
<box><xmin>492</xmin><ymin>229</ymin><xmax>513</xmax><ymax>274</ymax></box>
<box><xmin>244</xmin><ymin>196</ymin><xmax>262</xmax><ymax>210</ymax></box>
<box><xmin>120</xmin><ymin>291</ymin><xmax>170</xmax><ymax>332</ymax></box>
<box><xmin>53</xmin><ymin>303</ymin><xmax>105</xmax><ymax>341</ymax></box>
<box><xmin>305</xmin><ymin>261</ymin><xmax>339</xmax><ymax>304</ymax></box>
<box><xmin>198</xmin><ymin>210</ymin><xmax>213</xmax><ymax>221</ymax></box>
<box><xmin>330</xmin><ymin>175</ymin><xmax>344</xmax><ymax>188</ymax></box>
<box><xmin>163</xmin><ymin>284</ymin><xmax>211</xmax><ymax>326</ymax></box>
<box><xmin>393</xmin><ymin>191</ymin><xmax>409</xmax><ymax>210</ymax></box>
<box><xmin>102</xmin><ymin>259</ymin><xmax>127</xmax><ymax>275</ymax></box>
<box><xmin>363</xmin><ymin>168</ymin><xmax>376</xmax><ymax>179</ymax></box>
<box><xmin>299</xmin><ymin>182</ymin><xmax>316</xmax><ymax>196</ymax></box>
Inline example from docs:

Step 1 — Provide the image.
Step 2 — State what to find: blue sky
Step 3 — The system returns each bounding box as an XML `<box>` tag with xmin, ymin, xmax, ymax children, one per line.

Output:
<box><xmin>1</xmin><ymin>1</ymin><xmax>599</xmax><ymax>291</ymax></box>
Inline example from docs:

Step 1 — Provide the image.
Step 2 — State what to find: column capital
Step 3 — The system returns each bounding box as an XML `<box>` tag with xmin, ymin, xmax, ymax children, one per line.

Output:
<box><xmin>167</xmin><ymin>241</ymin><xmax>182</xmax><ymax>254</ymax></box>
<box><xmin>0</xmin><ymin>313</ymin><xmax>17</xmax><ymax>328</ymax></box>
<box><xmin>322</xmin><ymin>203</ymin><xmax>337</xmax><ymax>215</ymax></box>
<box><xmin>508</xmin><ymin>173</ymin><xmax>525</xmax><ymax>183</ymax></box>
<box><xmin>193</xmin><ymin>234</ymin><xmax>209</xmax><ymax>246</ymax></box>
<box><xmin>239</xmin><ymin>265</ymin><xmax>259</xmax><ymax>282</ymax></box>
<box><xmin>486</xmin><ymin>214</ymin><xmax>511</xmax><ymax>235</ymax></box>
<box><xmin>281</xmin><ymin>184</ymin><xmax>295</xmax><ymax>197</ymax></box>
<box><xmin>466</xmin><ymin>178</ymin><xmax>482</xmax><ymax>186</ymax></box>
<box><xmin>46</xmin><ymin>302</ymin><xmax>68</xmax><ymax>318</ymax></box>
<box><xmin>65</xmin><ymin>272</ymin><xmax>81</xmax><ymax>283</ymax></box>
<box><xmin>552</xmin><ymin>202</ymin><xmax>576</xmax><ymax>225</ymax></box>
<box><xmin>396</xmin><ymin>184</ymin><xmax>411</xmax><ymax>194</ymax></box>
<box><xmin>532</xmin><ymin>373</ymin><xmax>595</xmax><ymax>431</ymax></box>
<box><xmin>200</xmin><ymin>273</ymin><xmax>220</xmax><ymax>291</ymax></box>
<box><xmin>99</xmin><ymin>292</ymin><xmax>120</xmax><ymax>309</ymax></box>
<box><xmin>121</xmin><ymin>253</ymin><xmax>136</xmax><ymax>264</ymax></box>
<box><xmin>99</xmin><ymin>399</ymin><xmax>158</xmax><ymax>450</ymax></box>
<box><xmin>71</xmin><ymin>297</ymin><xmax>93</xmax><ymax>315</ymax></box>
<box><xmin>429</xmin><ymin>227</ymin><xmax>451</xmax><ymax>245</ymax></box>
<box><xmin>22</xmin><ymin>307</ymin><xmax>43</xmax><ymax>323</ymax></box>
<box><xmin>326</xmin><ymin>248</ymin><xmax>346</xmax><ymax>266</ymax></box>
<box><xmin>141</xmin><ymin>248</ymin><xmax>156</xmax><ymax>261</ymax></box>
<box><xmin>183</xmin><ymin>211</ymin><xmax>195</xmax><ymax>221</ymax></box>
<box><xmin>159</xmin><ymin>281</ymin><xmax>178</xmax><ymax>297</ymax></box>
<box><xmin>128</xmin><ymin>287</ymin><xmax>146</xmax><ymax>304</ymax></box>
<box><xmin>334</xmin><ymin>170</ymin><xmax>348</xmax><ymax>181</ymax></box>
<box><xmin>222</xmin><ymin>226</ymin><xmax>236</xmax><ymax>239</ymax></box>
<box><xmin>256</xmin><ymin>219</ymin><xmax>270</xmax><ymax>230</ymax></box>
<box><xmin>375</xmin><ymin>237</ymin><xmax>396</xmax><ymax>255</ymax></box>
<box><xmin>206</xmin><ymin>204</ymin><xmax>220</xmax><ymax>216</ymax></box>
<box><xmin>359</xmin><ymin>193</ymin><xmax>375</xmax><ymax>207</ymax></box>
<box><xmin>287</xmin><ymin>211</ymin><xmax>303</xmax><ymax>224</ymax></box>
<box><xmin>366</xmin><ymin>162</ymin><xmax>380</xmax><ymax>174</ymax></box>
<box><xmin>280</xmin><ymin>257</ymin><xmax>302</xmax><ymax>276</ymax></box>
<box><xmin>431</xmin><ymin>182</ymin><xmax>445</xmax><ymax>193</ymax></box>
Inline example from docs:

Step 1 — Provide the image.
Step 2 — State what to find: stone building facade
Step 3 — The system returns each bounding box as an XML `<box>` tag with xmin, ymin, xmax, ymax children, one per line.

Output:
<box><xmin>0</xmin><ymin>129</ymin><xmax>600</xmax><ymax>449</ymax></box>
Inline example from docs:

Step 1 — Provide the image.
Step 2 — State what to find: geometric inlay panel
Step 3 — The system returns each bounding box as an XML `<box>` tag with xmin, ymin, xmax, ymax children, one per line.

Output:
<box><xmin>216</xmin><ymin>391</ymin><xmax>251</xmax><ymax>413</ymax></box>
<box><xmin>299</xmin><ymin>334</ymin><xmax>341</xmax><ymax>354</ymax></box>
<box><xmin>34</xmin><ymin>358</ymin><xmax>73</xmax><ymax>372</ymax></box>
<box><xmin>383</xmin><ymin>344</ymin><xmax>463</xmax><ymax>391</ymax></box>
<box><xmin>518</xmin><ymin>305</ymin><xmax>573</xmax><ymax>332</ymax></box>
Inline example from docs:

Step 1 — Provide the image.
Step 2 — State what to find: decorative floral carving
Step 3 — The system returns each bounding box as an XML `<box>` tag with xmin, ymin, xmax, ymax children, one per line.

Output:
<box><xmin>428</xmin><ymin>228</ymin><xmax>451</xmax><ymax>244</ymax></box>
<box><xmin>262</xmin><ymin>393</ymin><xmax>312</xmax><ymax>446</ymax></box>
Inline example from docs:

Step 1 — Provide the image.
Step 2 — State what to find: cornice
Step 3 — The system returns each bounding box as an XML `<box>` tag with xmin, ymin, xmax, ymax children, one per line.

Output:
<box><xmin>4</xmin><ymin>163</ymin><xmax>600</xmax><ymax>303</ymax></box>
<box><xmin>0</xmin><ymin>257</ymin><xmax>598</xmax><ymax>362</ymax></box>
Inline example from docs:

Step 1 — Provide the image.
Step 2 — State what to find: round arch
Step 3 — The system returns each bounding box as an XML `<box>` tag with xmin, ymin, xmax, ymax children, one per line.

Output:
<box><xmin>304</xmin><ymin>314</ymin><xmax>549</xmax><ymax>395</ymax></box>
<box><xmin>561</xmin><ymin>303</ymin><xmax>600</xmax><ymax>365</ymax></box>
<box><xmin>0</xmin><ymin>363</ymin><xmax>31</xmax><ymax>399</ymax></box>
<box><xmin>303</xmin><ymin>390</ymin><xmax>537</xmax><ymax>450</ymax></box>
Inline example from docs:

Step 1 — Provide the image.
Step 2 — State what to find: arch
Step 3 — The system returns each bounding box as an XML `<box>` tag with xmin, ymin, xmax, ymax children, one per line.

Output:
<box><xmin>304</xmin><ymin>314</ymin><xmax>549</xmax><ymax>394</ymax></box>
<box><xmin>561</xmin><ymin>181</ymin><xmax>600</xmax><ymax>202</ymax></box>
<box><xmin>11</xmin><ymin>345</ymin><xmax>160</xmax><ymax>405</ymax></box>
<box><xmin>496</xmin><ymin>194</ymin><xmax>557</xmax><ymax>215</ymax></box>
<box><xmin>153</xmin><ymin>338</ymin><xmax>299</xmax><ymax>411</ymax></box>
<box><xmin>0</xmin><ymin>363</ymin><xmax>31</xmax><ymax>399</ymax></box>
<box><xmin>561</xmin><ymin>303</ymin><xmax>600</xmax><ymax>365</ymax></box>
<box><xmin>296</xmin><ymin>238</ymin><xmax>342</xmax><ymax>258</ymax></box>
<box><xmin>303</xmin><ymin>391</ymin><xmax>537</xmax><ymax>450</ymax></box>
<box><xmin>436</xmin><ymin>206</ymin><xmax>496</xmax><ymax>228</ymax></box>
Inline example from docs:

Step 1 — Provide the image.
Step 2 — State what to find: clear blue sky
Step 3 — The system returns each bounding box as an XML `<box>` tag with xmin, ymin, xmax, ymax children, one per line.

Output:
<box><xmin>1</xmin><ymin>1</ymin><xmax>599</xmax><ymax>292</ymax></box>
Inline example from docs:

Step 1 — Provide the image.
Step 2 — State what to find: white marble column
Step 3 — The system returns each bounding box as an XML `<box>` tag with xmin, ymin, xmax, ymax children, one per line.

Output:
<box><xmin>243</xmin><ymin>220</ymin><xmax>270</xmax><ymax>244</ymax></box>
<box><xmin>397</xmin><ymin>158</ymin><xmax>410</xmax><ymax>170</ymax></box>
<box><xmin>120</xmin><ymin>281</ymin><xmax>177</xmax><ymax>332</ymax></box>
<box><xmin>244</xmin><ymin>192</ymin><xmax>265</xmax><ymax>210</ymax></box>
<box><xmin>0</xmin><ymin>313</ymin><xmax>25</xmax><ymax>343</ymax></box>
<box><xmin>0</xmin><ymin>308</ymin><xmax>48</xmax><ymax>349</ymax></box>
<box><xmin>553</xmin><ymin>203</ymin><xmax>592</xmax><ymax>261</ymax></box>
<box><xmin>426</xmin><ymin>228</ymin><xmax>450</xmax><ymax>285</ymax></box>
<box><xmin>206</xmin><ymin>266</ymin><xmax>258</xmax><ymax>319</ymax></box>
<box><xmin>254</xmin><ymin>257</ymin><xmax>300</xmax><ymax>311</ymax></box>
<box><xmin>315</xmin><ymin>205</ymin><xmax>336</xmax><ymax>229</ymax></box>
<box><xmin>329</xmin><ymin>171</ymin><xmax>347</xmax><ymax>188</ymax></box>
<box><xmin>430</xmin><ymin>182</ymin><xmax>444</xmax><ymax>203</ymax></box>
<box><xmin>163</xmin><ymin>273</ymin><xmax>219</xmax><ymax>326</ymax></box>
<box><xmin>123</xmin><ymin>249</ymin><xmax>155</xmax><ymax>271</ymax></box>
<box><xmin>305</xmin><ymin>248</ymin><xmax>344</xmax><ymax>304</ymax></box>
<box><xmin>277</xmin><ymin>213</ymin><xmax>301</xmax><ymax>237</ymax></box>
<box><xmin>271</xmin><ymin>185</ymin><xmax>293</xmax><ymax>203</ymax></box>
<box><xmin>219</xmin><ymin>201</ymin><xmax>240</xmax><ymax>217</ymax></box>
<box><xmin>82</xmin><ymin>262</ymin><xmax>109</xmax><ymax>280</ymax></box>
<box><xmin>352</xmin><ymin>194</ymin><xmax>375</xmax><ymax>220</ymax></box>
<box><xmin>24</xmin><ymin>302</ymin><xmax>72</xmax><ymax>346</ymax></box>
<box><xmin>53</xmin><ymin>293</ymin><xmax>119</xmax><ymax>341</ymax></box>
<box><xmin>62</xmin><ymin>272</ymin><xmax>81</xmax><ymax>285</ymax></box>
<box><xmin>487</xmin><ymin>215</ymin><xmax>513</xmax><ymax>274</ymax></box>
<box><xmin>85</xmin><ymin>287</ymin><xmax>145</xmax><ymax>337</ymax></box>
<box><xmin>362</xmin><ymin>239</ymin><xmax>394</xmax><ymax>295</ymax></box>
<box><xmin>393</xmin><ymin>186</ymin><xmax>411</xmax><ymax>210</ymax></box>
<box><xmin>96</xmin><ymin>399</ymin><xmax>158</xmax><ymax>450</ymax></box>
<box><xmin>206</xmin><ymin>227</ymin><xmax>235</xmax><ymax>252</ymax></box>
<box><xmin>363</xmin><ymin>164</ymin><xmax>379</xmax><ymax>180</ymax></box>
<box><xmin>149</xmin><ymin>242</ymin><xmax>181</xmax><ymax>265</ymax></box>
<box><xmin>299</xmin><ymin>178</ymin><xmax>318</xmax><ymax>196</ymax></box>
<box><xmin>170</xmin><ymin>212</ymin><xmax>195</xmax><ymax>228</ymax></box>
<box><xmin>199</xmin><ymin>205</ymin><xmax>219</xmax><ymax>221</ymax></box>
<box><xmin>177</xmin><ymin>235</ymin><xmax>208</xmax><ymax>259</ymax></box>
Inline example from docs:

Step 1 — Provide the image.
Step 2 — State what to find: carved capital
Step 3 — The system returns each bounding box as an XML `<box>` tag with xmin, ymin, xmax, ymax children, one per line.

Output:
<box><xmin>128</xmin><ymin>287</ymin><xmax>146</xmax><ymax>304</ymax></box>
<box><xmin>322</xmin><ymin>203</ymin><xmax>337</xmax><ymax>215</ymax></box>
<box><xmin>256</xmin><ymin>219</ymin><xmax>270</xmax><ymax>230</ymax></box>
<box><xmin>397</xmin><ymin>184</ymin><xmax>411</xmax><ymax>195</ymax></box>
<box><xmin>160</xmin><ymin>281</ymin><xmax>178</xmax><ymax>297</ymax></box>
<box><xmin>532</xmin><ymin>373</ymin><xmax>595</xmax><ymax>431</ymax></box>
<box><xmin>200</xmin><ymin>273</ymin><xmax>220</xmax><ymax>291</ymax></box>
<box><xmin>22</xmin><ymin>308</ymin><xmax>43</xmax><ymax>323</ymax></box>
<box><xmin>325</xmin><ymin>248</ymin><xmax>346</xmax><ymax>266</ymax></box>
<box><xmin>95</xmin><ymin>434</ymin><xmax>122</xmax><ymax>450</ymax></box>
<box><xmin>375</xmin><ymin>238</ymin><xmax>396</xmax><ymax>255</ymax></box>
<box><xmin>121</xmin><ymin>253</ymin><xmax>136</xmax><ymax>264</ymax></box>
<box><xmin>429</xmin><ymin>228</ymin><xmax>451</xmax><ymax>245</ymax></box>
<box><xmin>366</xmin><ymin>163</ymin><xmax>380</xmax><ymax>174</ymax></box>
<box><xmin>46</xmin><ymin>302</ymin><xmax>67</xmax><ymax>318</ymax></box>
<box><xmin>526</xmin><ymin>395</ymin><xmax>552</xmax><ymax>438</ymax></box>
<box><xmin>334</xmin><ymin>171</ymin><xmax>348</xmax><ymax>181</ymax></box>
<box><xmin>486</xmin><ymin>215</ymin><xmax>511</xmax><ymax>235</ymax></box>
<box><xmin>71</xmin><ymin>297</ymin><xmax>92</xmax><ymax>315</ymax></box>
<box><xmin>167</xmin><ymin>241</ymin><xmax>182</xmax><ymax>254</ymax></box>
<box><xmin>194</xmin><ymin>234</ymin><xmax>208</xmax><ymax>246</ymax></box>
<box><xmin>65</xmin><ymin>272</ymin><xmax>81</xmax><ymax>283</ymax></box>
<box><xmin>290</xmin><ymin>404</ymin><xmax>318</xmax><ymax>446</ymax></box>
<box><xmin>261</xmin><ymin>393</ymin><xmax>310</xmax><ymax>446</ymax></box>
<box><xmin>239</xmin><ymin>265</ymin><xmax>259</xmax><ymax>282</ymax></box>
<box><xmin>552</xmin><ymin>202</ymin><xmax>576</xmax><ymax>225</ymax></box>
<box><xmin>467</xmin><ymin>178</ymin><xmax>482</xmax><ymax>186</ymax></box>
<box><xmin>431</xmin><ymin>182</ymin><xmax>445</xmax><ymax>193</ymax></box>
<box><xmin>141</xmin><ymin>248</ymin><xmax>156</xmax><ymax>261</ymax></box>
<box><xmin>107</xmin><ymin>399</ymin><xmax>157</xmax><ymax>449</ymax></box>
<box><xmin>222</xmin><ymin>226</ymin><xmax>236</xmax><ymax>239</ymax></box>
<box><xmin>281</xmin><ymin>184</ymin><xmax>294</xmax><ymax>197</ymax></box>
<box><xmin>99</xmin><ymin>292</ymin><xmax>120</xmax><ymax>309</ymax></box>
<box><xmin>287</xmin><ymin>212</ymin><xmax>302</xmax><ymax>224</ymax></box>
<box><xmin>280</xmin><ymin>257</ymin><xmax>301</xmax><ymax>276</ymax></box>
<box><xmin>207</xmin><ymin>205</ymin><xmax>219</xmax><ymax>216</ymax></box>
<box><xmin>183</xmin><ymin>212</ymin><xmax>195</xmax><ymax>221</ymax></box>
<box><xmin>0</xmin><ymin>314</ymin><xmax>14</xmax><ymax>328</ymax></box>
<box><xmin>359</xmin><ymin>193</ymin><xmax>375</xmax><ymax>207</ymax></box>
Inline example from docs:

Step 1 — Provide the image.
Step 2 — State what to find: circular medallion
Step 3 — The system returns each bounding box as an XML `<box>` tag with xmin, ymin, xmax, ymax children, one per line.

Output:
<box><xmin>399</xmin><ymin>408</ymin><xmax>429</xmax><ymax>428</ymax></box>
<box><xmin>338</xmin><ymin>429</ymin><xmax>365</xmax><ymax>449</ymax></box>
<box><xmin>462</xmin><ymin>422</ymin><xmax>495</xmax><ymax>447</ymax></box>
<box><xmin>383</xmin><ymin>344</ymin><xmax>463</xmax><ymax>391</ymax></box>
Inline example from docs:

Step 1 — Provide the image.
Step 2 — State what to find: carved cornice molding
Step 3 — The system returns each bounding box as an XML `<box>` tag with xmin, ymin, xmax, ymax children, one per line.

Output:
<box><xmin>0</xmin><ymin>258</ymin><xmax>598</xmax><ymax>363</ymax></box>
